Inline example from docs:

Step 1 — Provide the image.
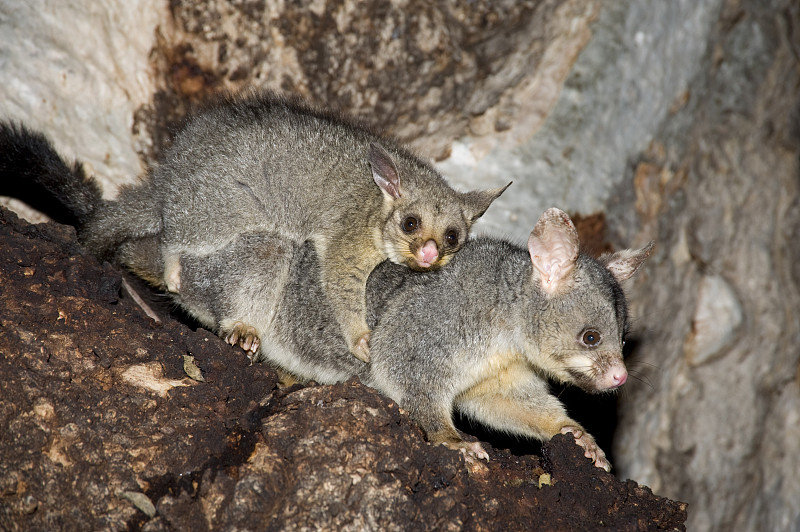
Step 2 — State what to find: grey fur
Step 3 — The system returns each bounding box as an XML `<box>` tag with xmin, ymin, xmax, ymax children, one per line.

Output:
<box><xmin>80</xmin><ymin>91</ymin><xmax>507</xmax><ymax>361</ymax></box>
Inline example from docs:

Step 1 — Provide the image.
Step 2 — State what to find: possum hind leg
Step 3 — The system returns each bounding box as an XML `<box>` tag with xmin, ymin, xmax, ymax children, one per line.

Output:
<box><xmin>396</xmin><ymin>389</ymin><xmax>490</xmax><ymax>463</ymax></box>
<box><xmin>177</xmin><ymin>231</ymin><xmax>297</xmax><ymax>360</ymax></box>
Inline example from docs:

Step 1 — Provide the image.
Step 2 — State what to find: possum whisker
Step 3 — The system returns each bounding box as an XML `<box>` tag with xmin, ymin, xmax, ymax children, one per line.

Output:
<box><xmin>627</xmin><ymin>360</ymin><xmax>661</xmax><ymax>369</ymax></box>
<box><xmin>626</xmin><ymin>368</ymin><xmax>655</xmax><ymax>389</ymax></box>
<box><xmin>563</xmin><ymin>364</ymin><xmax>595</xmax><ymax>371</ymax></box>
<box><xmin>625</xmin><ymin>373</ymin><xmax>654</xmax><ymax>389</ymax></box>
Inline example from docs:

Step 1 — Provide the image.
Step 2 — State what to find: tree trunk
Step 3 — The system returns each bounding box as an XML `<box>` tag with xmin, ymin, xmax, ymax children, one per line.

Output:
<box><xmin>1</xmin><ymin>0</ymin><xmax>798</xmax><ymax>529</ymax></box>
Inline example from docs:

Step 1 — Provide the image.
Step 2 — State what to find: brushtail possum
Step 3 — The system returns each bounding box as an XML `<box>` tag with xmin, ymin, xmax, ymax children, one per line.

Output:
<box><xmin>176</xmin><ymin>208</ymin><xmax>653</xmax><ymax>471</ymax></box>
<box><xmin>0</xmin><ymin>92</ymin><xmax>507</xmax><ymax>362</ymax></box>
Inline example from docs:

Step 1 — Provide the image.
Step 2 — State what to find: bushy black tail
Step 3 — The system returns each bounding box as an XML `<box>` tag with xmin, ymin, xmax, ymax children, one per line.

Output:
<box><xmin>0</xmin><ymin>122</ymin><xmax>103</xmax><ymax>227</ymax></box>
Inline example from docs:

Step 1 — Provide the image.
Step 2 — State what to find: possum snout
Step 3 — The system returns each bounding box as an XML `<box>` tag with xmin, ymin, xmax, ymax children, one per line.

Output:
<box><xmin>597</xmin><ymin>358</ymin><xmax>628</xmax><ymax>390</ymax></box>
<box><xmin>565</xmin><ymin>353</ymin><xmax>628</xmax><ymax>393</ymax></box>
<box><xmin>414</xmin><ymin>239</ymin><xmax>439</xmax><ymax>268</ymax></box>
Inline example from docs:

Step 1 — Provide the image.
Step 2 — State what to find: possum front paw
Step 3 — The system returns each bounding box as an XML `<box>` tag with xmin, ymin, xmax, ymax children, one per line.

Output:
<box><xmin>349</xmin><ymin>330</ymin><xmax>371</xmax><ymax>363</ymax></box>
<box><xmin>444</xmin><ymin>440</ymin><xmax>490</xmax><ymax>463</ymax></box>
<box><xmin>164</xmin><ymin>257</ymin><xmax>181</xmax><ymax>293</ymax></box>
<box><xmin>224</xmin><ymin>321</ymin><xmax>261</xmax><ymax>361</ymax></box>
<box><xmin>560</xmin><ymin>426</ymin><xmax>611</xmax><ymax>472</ymax></box>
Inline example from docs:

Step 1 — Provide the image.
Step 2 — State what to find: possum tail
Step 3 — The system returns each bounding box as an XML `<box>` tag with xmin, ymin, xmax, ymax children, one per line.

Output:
<box><xmin>0</xmin><ymin>121</ymin><xmax>103</xmax><ymax>227</ymax></box>
<box><xmin>0</xmin><ymin>121</ymin><xmax>167</xmax><ymax>293</ymax></box>
<box><xmin>0</xmin><ymin>121</ymin><xmax>164</xmax><ymax>266</ymax></box>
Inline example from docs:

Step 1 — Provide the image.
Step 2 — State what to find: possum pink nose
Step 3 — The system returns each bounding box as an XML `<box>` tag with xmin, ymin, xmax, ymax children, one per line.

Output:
<box><xmin>601</xmin><ymin>361</ymin><xmax>628</xmax><ymax>390</ymax></box>
<box><xmin>416</xmin><ymin>240</ymin><xmax>439</xmax><ymax>267</ymax></box>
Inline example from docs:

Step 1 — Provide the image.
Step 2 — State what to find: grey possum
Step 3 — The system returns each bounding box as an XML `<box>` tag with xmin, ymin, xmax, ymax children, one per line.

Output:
<box><xmin>176</xmin><ymin>207</ymin><xmax>653</xmax><ymax>470</ymax></box>
<box><xmin>0</xmin><ymin>92</ymin><xmax>507</xmax><ymax>362</ymax></box>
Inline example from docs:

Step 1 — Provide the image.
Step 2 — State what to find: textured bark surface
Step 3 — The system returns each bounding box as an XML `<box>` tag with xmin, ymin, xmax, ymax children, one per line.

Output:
<box><xmin>148</xmin><ymin>0</ymin><xmax>595</xmax><ymax>162</ymax></box>
<box><xmin>0</xmin><ymin>207</ymin><xmax>687</xmax><ymax>530</ymax></box>
<box><xmin>608</xmin><ymin>2</ymin><xmax>800</xmax><ymax>531</ymax></box>
<box><xmin>1</xmin><ymin>0</ymin><xmax>799</xmax><ymax>529</ymax></box>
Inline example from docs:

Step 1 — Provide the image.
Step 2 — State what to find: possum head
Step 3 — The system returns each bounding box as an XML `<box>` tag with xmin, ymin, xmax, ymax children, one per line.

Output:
<box><xmin>369</xmin><ymin>142</ymin><xmax>509</xmax><ymax>271</ymax></box>
<box><xmin>526</xmin><ymin>207</ymin><xmax>654</xmax><ymax>392</ymax></box>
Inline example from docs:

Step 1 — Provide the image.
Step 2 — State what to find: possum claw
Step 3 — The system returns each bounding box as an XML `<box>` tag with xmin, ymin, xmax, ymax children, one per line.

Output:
<box><xmin>351</xmin><ymin>332</ymin><xmax>371</xmax><ymax>363</ymax></box>
<box><xmin>560</xmin><ymin>426</ymin><xmax>611</xmax><ymax>472</ymax></box>
<box><xmin>445</xmin><ymin>440</ymin><xmax>489</xmax><ymax>463</ymax></box>
<box><xmin>165</xmin><ymin>261</ymin><xmax>181</xmax><ymax>293</ymax></box>
<box><xmin>224</xmin><ymin>322</ymin><xmax>261</xmax><ymax>360</ymax></box>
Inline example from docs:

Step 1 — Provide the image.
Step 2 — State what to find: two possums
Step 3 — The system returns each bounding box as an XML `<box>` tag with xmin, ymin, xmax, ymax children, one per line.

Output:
<box><xmin>0</xmin><ymin>91</ymin><xmax>652</xmax><ymax>470</ymax></box>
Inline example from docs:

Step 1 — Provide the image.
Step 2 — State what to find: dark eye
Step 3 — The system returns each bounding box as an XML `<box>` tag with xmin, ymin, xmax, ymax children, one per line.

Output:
<box><xmin>444</xmin><ymin>229</ymin><xmax>459</xmax><ymax>247</ymax></box>
<box><xmin>580</xmin><ymin>329</ymin><xmax>601</xmax><ymax>347</ymax></box>
<box><xmin>401</xmin><ymin>216</ymin><xmax>419</xmax><ymax>233</ymax></box>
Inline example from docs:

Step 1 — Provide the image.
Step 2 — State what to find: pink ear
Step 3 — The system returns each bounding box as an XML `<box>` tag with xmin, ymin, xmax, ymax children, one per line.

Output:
<box><xmin>528</xmin><ymin>208</ymin><xmax>580</xmax><ymax>295</ymax></box>
<box><xmin>368</xmin><ymin>142</ymin><xmax>401</xmax><ymax>199</ymax></box>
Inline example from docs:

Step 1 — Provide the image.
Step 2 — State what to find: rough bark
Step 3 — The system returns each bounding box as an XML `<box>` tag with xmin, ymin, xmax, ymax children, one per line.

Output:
<box><xmin>1</xmin><ymin>0</ymin><xmax>799</xmax><ymax>529</ymax></box>
<box><xmin>609</xmin><ymin>2</ymin><xmax>800</xmax><ymax>531</ymax></box>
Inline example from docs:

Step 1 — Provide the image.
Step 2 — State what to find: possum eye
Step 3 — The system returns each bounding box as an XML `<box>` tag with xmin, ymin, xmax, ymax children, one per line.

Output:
<box><xmin>401</xmin><ymin>216</ymin><xmax>419</xmax><ymax>234</ymax></box>
<box><xmin>580</xmin><ymin>329</ymin><xmax>602</xmax><ymax>347</ymax></box>
<box><xmin>444</xmin><ymin>229</ymin><xmax>459</xmax><ymax>247</ymax></box>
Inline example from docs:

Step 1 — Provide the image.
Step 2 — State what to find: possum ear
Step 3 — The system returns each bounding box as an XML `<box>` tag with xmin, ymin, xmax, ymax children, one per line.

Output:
<box><xmin>600</xmin><ymin>241</ymin><xmax>655</xmax><ymax>282</ymax></box>
<box><xmin>368</xmin><ymin>142</ymin><xmax>401</xmax><ymax>200</ymax></box>
<box><xmin>462</xmin><ymin>183</ymin><xmax>511</xmax><ymax>223</ymax></box>
<box><xmin>528</xmin><ymin>208</ymin><xmax>580</xmax><ymax>295</ymax></box>
<box><xmin>462</xmin><ymin>181</ymin><xmax>512</xmax><ymax>223</ymax></box>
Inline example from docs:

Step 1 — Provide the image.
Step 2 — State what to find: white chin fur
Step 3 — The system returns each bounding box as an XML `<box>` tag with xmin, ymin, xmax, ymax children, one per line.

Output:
<box><xmin>384</xmin><ymin>246</ymin><xmax>410</xmax><ymax>266</ymax></box>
